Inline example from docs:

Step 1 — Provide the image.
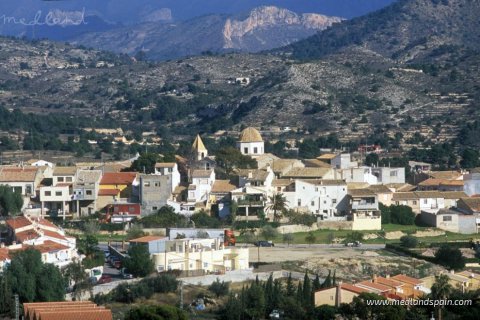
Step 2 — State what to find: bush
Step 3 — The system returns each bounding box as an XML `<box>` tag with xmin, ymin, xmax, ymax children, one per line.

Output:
<box><xmin>208</xmin><ymin>278</ymin><xmax>230</xmax><ymax>298</ymax></box>
<box><xmin>143</xmin><ymin>274</ymin><xmax>178</xmax><ymax>293</ymax></box>
<box><xmin>434</xmin><ymin>245</ymin><xmax>466</xmax><ymax>270</ymax></box>
<box><xmin>289</xmin><ymin>213</ymin><xmax>317</xmax><ymax>226</ymax></box>
<box><xmin>191</xmin><ymin>211</ymin><xmax>222</xmax><ymax>228</ymax></box>
<box><xmin>400</xmin><ymin>235</ymin><xmax>418</xmax><ymax>248</ymax></box>
<box><xmin>390</xmin><ymin>205</ymin><xmax>415</xmax><ymax>225</ymax></box>
<box><xmin>344</xmin><ymin>231</ymin><xmax>364</xmax><ymax>243</ymax></box>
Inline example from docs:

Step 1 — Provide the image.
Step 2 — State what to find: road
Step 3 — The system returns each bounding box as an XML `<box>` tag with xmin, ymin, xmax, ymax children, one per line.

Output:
<box><xmin>238</xmin><ymin>243</ymin><xmax>386</xmax><ymax>250</ymax></box>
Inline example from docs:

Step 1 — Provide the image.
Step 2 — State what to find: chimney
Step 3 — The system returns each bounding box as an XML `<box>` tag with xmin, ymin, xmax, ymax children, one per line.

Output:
<box><xmin>0</xmin><ymin>243</ymin><xmax>4</xmax><ymax>248</ymax></box>
<box><xmin>386</xmin><ymin>274</ymin><xmax>390</xmax><ymax>279</ymax></box>
<box><xmin>335</xmin><ymin>281</ymin><xmax>342</xmax><ymax>307</ymax></box>
<box><xmin>372</xmin><ymin>274</ymin><xmax>377</xmax><ymax>283</ymax></box>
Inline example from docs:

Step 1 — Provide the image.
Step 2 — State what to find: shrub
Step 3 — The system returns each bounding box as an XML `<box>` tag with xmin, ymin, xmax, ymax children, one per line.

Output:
<box><xmin>390</xmin><ymin>205</ymin><xmax>415</xmax><ymax>225</ymax></box>
<box><xmin>434</xmin><ymin>245</ymin><xmax>466</xmax><ymax>270</ymax></box>
<box><xmin>400</xmin><ymin>235</ymin><xmax>418</xmax><ymax>248</ymax></box>
<box><xmin>208</xmin><ymin>278</ymin><xmax>230</xmax><ymax>298</ymax></box>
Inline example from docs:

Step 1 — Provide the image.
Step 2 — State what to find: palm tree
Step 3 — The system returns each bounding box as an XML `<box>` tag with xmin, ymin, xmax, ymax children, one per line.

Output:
<box><xmin>266</xmin><ymin>193</ymin><xmax>288</xmax><ymax>222</ymax></box>
<box><xmin>431</xmin><ymin>274</ymin><xmax>452</xmax><ymax>320</ymax></box>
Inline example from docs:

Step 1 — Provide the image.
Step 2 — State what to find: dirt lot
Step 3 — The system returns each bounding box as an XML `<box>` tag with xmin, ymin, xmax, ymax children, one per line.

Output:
<box><xmin>250</xmin><ymin>246</ymin><xmax>445</xmax><ymax>282</ymax></box>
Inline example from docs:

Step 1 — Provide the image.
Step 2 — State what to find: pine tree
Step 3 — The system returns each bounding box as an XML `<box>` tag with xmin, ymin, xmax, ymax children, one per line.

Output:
<box><xmin>313</xmin><ymin>274</ymin><xmax>322</xmax><ymax>291</ymax></box>
<box><xmin>322</xmin><ymin>270</ymin><xmax>332</xmax><ymax>288</ymax></box>
<box><xmin>286</xmin><ymin>273</ymin><xmax>295</xmax><ymax>296</ymax></box>
<box><xmin>302</xmin><ymin>272</ymin><xmax>312</xmax><ymax>308</ymax></box>
<box><xmin>296</xmin><ymin>281</ymin><xmax>303</xmax><ymax>304</ymax></box>
<box><xmin>264</xmin><ymin>274</ymin><xmax>274</xmax><ymax>314</ymax></box>
<box><xmin>332</xmin><ymin>269</ymin><xmax>336</xmax><ymax>286</ymax></box>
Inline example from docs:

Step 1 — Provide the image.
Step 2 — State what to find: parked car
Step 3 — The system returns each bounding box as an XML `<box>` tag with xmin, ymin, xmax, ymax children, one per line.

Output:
<box><xmin>121</xmin><ymin>268</ymin><xmax>133</xmax><ymax>279</ymax></box>
<box><xmin>344</xmin><ymin>241</ymin><xmax>362</xmax><ymax>247</ymax></box>
<box><xmin>254</xmin><ymin>241</ymin><xmax>274</xmax><ymax>247</ymax></box>
<box><xmin>97</xmin><ymin>275</ymin><xmax>112</xmax><ymax>284</ymax></box>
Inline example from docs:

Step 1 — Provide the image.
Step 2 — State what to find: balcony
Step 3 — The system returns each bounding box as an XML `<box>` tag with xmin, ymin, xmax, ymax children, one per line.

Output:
<box><xmin>237</xmin><ymin>199</ymin><xmax>264</xmax><ymax>206</ymax></box>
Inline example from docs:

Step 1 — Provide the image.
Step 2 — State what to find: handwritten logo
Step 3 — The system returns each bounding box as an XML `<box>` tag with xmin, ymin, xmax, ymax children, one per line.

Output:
<box><xmin>0</xmin><ymin>8</ymin><xmax>88</xmax><ymax>27</ymax></box>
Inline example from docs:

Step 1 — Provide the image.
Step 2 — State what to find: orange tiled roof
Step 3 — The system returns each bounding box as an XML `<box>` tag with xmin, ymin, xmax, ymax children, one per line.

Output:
<box><xmin>24</xmin><ymin>301</ymin><xmax>112</xmax><ymax>320</ymax></box>
<box><xmin>391</xmin><ymin>274</ymin><xmax>423</xmax><ymax>286</ymax></box>
<box><xmin>98</xmin><ymin>189</ymin><xmax>120</xmax><ymax>196</ymax></box>
<box><xmin>6</xmin><ymin>216</ymin><xmax>31</xmax><ymax>230</ymax></box>
<box><xmin>357</xmin><ymin>280</ymin><xmax>392</xmax><ymax>292</ymax></box>
<box><xmin>129</xmin><ymin>235</ymin><xmax>165</xmax><ymax>243</ymax></box>
<box><xmin>211</xmin><ymin>180</ymin><xmax>237</xmax><ymax>193</ymax></box>
<box><xmin>42</xmin><ymin>230</ymin><xmax>67</xmax><ymax>241</ymax></box>
<box><xmin>0</xmin><ymin>248</ymin><xmax>10</xmax><ymax>261</ymax></box>
<box><xmin>0</xmin><ymin>167</ymin><xmax>39</xmax><ymax>182</ymax></box>
<box><xmin>34</xmin><ymin>241</ymin><xmax>69</xmax><ymax>253</ymax></box>
<box><xmin>100</xmin><ymin>172</ymin><xmax>137</xmax><ymax>185</ymax></box>
<box><xmin>15</xmin><ymin>229</ymin><xmax>40</xmax><ymax>242</ymax></box>
<box><xmin>375</xmin><ymin>276</ymin><xmax>404</xmax><ymax>288</ymax></box>
<box><xmin>342</xmin><ymin>283</ymin><xmax>368</xmax><ymax>294</ymax></box>
<box><xmin>155</xmin><ymin>162</ymin><xmax>176</xmax><ymax>168</ymax></box>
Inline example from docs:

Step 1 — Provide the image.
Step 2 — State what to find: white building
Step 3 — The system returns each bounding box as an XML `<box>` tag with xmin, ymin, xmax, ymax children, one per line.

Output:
<box><xmin>294</xmin><ymin>180</ymin><xmax>349</xmax><ymax>220</ymax></box>
<box><xmin>154</xmin><ymin>162</ymin><xmax>181</xmax><ymax>192</ymax></box>
<box><xmin>371</xmin><ymin>167</ymin><xmax>406</xmax><ymax>184</ymax></box>
<box><xmin>464</xmin><ymin>172</ymin><xmax>480</xmax><ymax>196</ymax></box>
<box><xmin>331</xmin><ymin>153</ymin><xmax>358</xmax><ymax>169</ymax></box>
<box><xmin>188</xmin><ymin>169</ymin><xmax>216</xmax><ymax>203</ymax></box>
<box><xmin>237</xmin><ymin>127</ymin><xmax>264</xmax><ymax>156</ymax></box>
<box><xmin>335</xmin><ymin>166</ymin><xmax>378</xmax><ymax>184</ymax></box>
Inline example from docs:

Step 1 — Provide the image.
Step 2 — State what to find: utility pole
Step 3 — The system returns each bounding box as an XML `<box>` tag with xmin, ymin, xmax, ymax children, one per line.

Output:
<box><xmin>14</xmin><ymin>294</ymin><xmax>19</xmax><ymax>320</ymax></box>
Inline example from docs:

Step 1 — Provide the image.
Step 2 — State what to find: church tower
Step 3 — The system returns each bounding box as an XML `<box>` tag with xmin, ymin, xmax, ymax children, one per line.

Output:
<box><xmin>192</xmin><ymin>134</ymin><xmax>208</xmax><ymax>161</ymax></box>
<box><xmin>237</xmin><ymin>127</ymin><xmax>264</xmax><ymax>156</ymax></box>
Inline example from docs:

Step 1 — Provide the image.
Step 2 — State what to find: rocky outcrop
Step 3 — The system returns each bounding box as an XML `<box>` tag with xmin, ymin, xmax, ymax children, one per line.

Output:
<box><xmin>223</xmin><ymin>6</ymin><xmax>343</xmax><ymax>49</ymax></box>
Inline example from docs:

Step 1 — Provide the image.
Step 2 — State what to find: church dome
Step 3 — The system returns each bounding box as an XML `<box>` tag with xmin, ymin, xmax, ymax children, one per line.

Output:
<box><xmin>239</xmin><ymin>127</ymin><xmax>263</xmax><ymax>142</ymax></box>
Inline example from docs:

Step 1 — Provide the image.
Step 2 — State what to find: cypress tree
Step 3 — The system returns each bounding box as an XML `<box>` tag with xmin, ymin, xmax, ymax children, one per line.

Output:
<box><xmin>332</xmin><ymin>269</ymin><xmax>336</xmax><ymax>286</ymax></box>
<box><xmin>313</xmin><ymin>274</ymin><xmax>322</xmax><ymax>291</ymax></box>
<box><xmin>322</xmin><ymin>270</ymin><xmax>332</xmax><ymax>288</ymax></box>
<box><xmin>296</xmin><ymin>281</ymin><xmax>303</xmax><ymax>304</ymax></box>
<box><xmin>302</xmin><ymin>272</ymin><xmax>312</xmax><ymax>308</ymax></box>
<box><xmin>286</xmin><ymin>273</ymin><xmax>295</xmax><ymax>296</ymax></box>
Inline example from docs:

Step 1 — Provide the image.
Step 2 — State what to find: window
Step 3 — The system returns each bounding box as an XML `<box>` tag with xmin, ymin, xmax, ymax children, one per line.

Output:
<box><xmin>298</xmin><ymin>199</ymin><xmax>301</xmax><ymax>206</ymax></box>
<box><xmin>152</xmin><ymin>207</ymin><xmax>158</xmax><ymax>211</ymax></box>
<box><xmin>311</xmin><ymin>201</ymin><xmax>314</xmax><ymax>206</ymax></box>
<box><xmin>45</xmin><ymin>191</ymin><xmax>51</xmax><ymax>196</ymax></box>
<box><xmin>424</xmin><ymin>199</ymin><xmax>428</xmax><ymax>204</ymax></box>
<box><xmin>244</xmin><ymin>147</ymin><xmax>248</xmax><ymax>154</ymax></box>
<box><xmin>443</xmin><ymin>216</ymin><xmax>452</xmax><ymax>222</ymax></box>
<box><xmin>390</xmin><ymin>171</ymin><xmax>398</xmax><ymax>177</ymax></box>
<box><xmin>277</xmin><ymin>187</ymin><xmax>281</xmax><ymax>192</ymax></box>
<box><xmin>203</xmin><ymin>262</ymin><xmax>208</xmax><ymax>268</ymax></box>
<box><xmin>395</xmin><ymin>201</ymin><xmax>399</xmax><ymax>205</ymax></box>
<box><xmin>86</xmin><ymin>190</ymin><xmax>92</xmax><ymax>196</ymax></box>
<box><xmin>58</xmin><ymin>177</ymin><xmax>64</xmax><ymax>182</ymax></box>
<box><xmin>168</xmin><ymin>168</ymin><xmax>173</xmax><ymax>173</ymax></box>
<box><xmin>413</xmin><ymin>201</ymin><xmax>417</xmax><ymax>205</ymax></box>
<box><xmin>315</xmin><ymin>187</ymin><xmax>318</xmax><ymax>192</ymax></box>
<box><xmin>332</xmin><ymin>199</ymin><xmax>337</xmax><ymax>204</ymax></box>
<box><xmin>157</xmin><ymin>265</ymin><xmax>165</xmax><ymax>272</ymax></box>
<box><xmin>154</xmin><ymin>182</ymin><xmax>160</xmax><ymax>187</ymax></box>
<box><xmin>55</xmin><ymin>191</ymin><xmax>62</xmax><ymax>196</ymax></box>
<box><xmin>254</xmin><ymin>147</ymin><xmax>258</xmax><ymax>154</ymax></box>
<box><xmin>144</xmin><ymin>182</ymin><xmax>151</xmax><ymax>187</ymax></box>
<box><xmin>66</xmin><ymin>177</ymin><xmax>73</xmax><ymax>182</ymax></box>
<box><xmin>26</xmin><ymin>185</ymin><xmax>32</xmax><ymax>195</ymax></box>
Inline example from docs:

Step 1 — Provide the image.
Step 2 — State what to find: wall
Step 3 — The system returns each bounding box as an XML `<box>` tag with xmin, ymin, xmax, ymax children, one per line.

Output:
<box><xmin>352</xmin><ymin>215</ymin><xmax>381</xmax><ymax>230</ymax></box>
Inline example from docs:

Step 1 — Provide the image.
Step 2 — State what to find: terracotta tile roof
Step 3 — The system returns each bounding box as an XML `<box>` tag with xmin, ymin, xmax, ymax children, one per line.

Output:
<box><xmin>98</xmin><ymin>189</ymin><xmax>120</xmax><ymax>196</ymax></box>
<box><xmin>283</xmin><ymin>167</ymin><xmax>332</xmax><ymax>178</ymax></box>
<box><xmin>386</xmin><ymin>183</ymin><xmax>415</xmax><ymax>192</ymax></box>
<box><xmin>100</xmin><ymin>172</ymin><xmax>137</xmax><ymax>185</ymax></box>
<box><xmin>375</xmin><ymin>276</ymin><xmax>404</xmax><ymax>288</ymax></box>
<box><xmin>415</xmin><ymin>191</ymin><xmax>467</xmax><ymax>199</ymax></box>
<box><xmin>75</xmin><ymin>170</ymin><xmax>102</xmax><ymax>184</ymax></box>
<box><xmin>6</xmin><ymin>216</ymin><xmax>32</xmax><ymax>230</ymax></box>
<box><xmin>235</xmin><ymin>169</ymin><xmax>269</xmax><ymax>181</ymax></box>
<box><xmin>357</xmin><ymin>280</ymin><xmax>392</xmax><ymax>292</ymax></box>
<box><xmin>303</xmin><ymin>159</ymin><xmax>331</xmax><ymax>168</ymax></box>
<box><xmin>392</xmin><ymin>192</ymin><xmax>418</xmax><ymax>201</ymax></box>
<box><xmin>440</xmin><ymin>180</ymin><xmax>464</xmax><ymax>186</ymax></box>
<box><xmin>349</xmin><ymin>189</ymin><xmax>376</xmax><ymax>197</ymax></box>
<box><xmin>212</xmin><ymin>180</ymin><xmax>237</xmax><ymax>193</ymax></box>
<box><xmin>33</xmin><ymin>241</ymin><xmax>69</xmax><ymax>253</ymax></box>
<box><xmin>173</xmin><ymin>185</ymin><xmax>187</xmax><ymax>194</ymax></box>
<box><xmin>419</xmin><ymin>178</ymin><xmax>447</xmax><ymax>186</ymax></box>
<box><xmin>192</xmin><ymin>134</ymin><xmax>207</xmax><ymax>151</ymax></box>
<box><xmin>129</xmin><ymin>235</ymin><xmax>165</xmax><ymax>243</ymax></box>
<box><xmin>270</xmin><ymin>159</ymin><xmax>302</xmax><ymax>172</ymax></box>
<box><xmin>272</xmin><ymin>179</ymin><xmax>295</xmax><ymax>187</ymax></box>
<box><xmin>391</xmin><ymin>274</ymin><xmax>423</xmax><ymax>286</ymax></box>
<box><xmin>342</xmin><ymin>283</ymin><xmax>368</xmax><ymax>294</ymax></box>
<box><xmin>15</xmin><ymin>229</ymin><xmax>40</xmax><ymax>242</ymax></box>
<box><xmin>0</xmin><ymin>248</ymin><xmax>11</xmax><ymax>261</ymax></box>
<box><xmin>53</xmin><ymin>166</ymin><xmax>77</xmax><ymax>176</ymax></box>
<box><xmin>192</xmin><ymin>169</ymin><xmax>214</xmax><ymax>178</ymax></box>
<box><xmin>24</xmin><ymin>301</ymin><xmax>112</xmax><ymax>320</ymax></box>
<box><xmin>458</xmin><ymin>198</ymin><xmax>480</xmax><ymax>212</ymax></box>
<box><xmin>42</xmin><ymin>230</ymin><xmax>67</xmax><ymax>241</ymax></box>
<box><xmin>155</xmin><ymin>162</ymin><xmax>176</xmax><ymax>168</ymax></box>
<box><xmin>301</xmin><ymin>179</ymin><xmax>346</xmax><ymax>186</ymax></box>
<box><xmin>429</xmin><ymin>170</ymin><xmax>463</xmax><ymax>180</ymax></box>
<box><xmin>0</xmin><ymin>167</ymin><xmax>39</xmax><ymax>182</ymax></box>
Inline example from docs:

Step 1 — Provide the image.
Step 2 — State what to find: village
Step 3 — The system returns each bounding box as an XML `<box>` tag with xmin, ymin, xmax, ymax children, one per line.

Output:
<box><xmin>0</xmin><ymin>126</ymin><xmax>479</xmax><ymax>318</ymax></box>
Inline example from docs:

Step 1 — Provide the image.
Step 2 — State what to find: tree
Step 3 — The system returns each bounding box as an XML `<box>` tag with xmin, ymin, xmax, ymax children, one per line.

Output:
<box><xmin>245</xmin><ymin>283</ymin><xmax>265</xmax><ymax>319</ymax></box>
<box><xmin>327</xmin><ymin>232</ymin><xmax>335</xmax><ymax>246</ymax></box>
<box><xmin>123</xmin><ymin>245</ymin><xmax>155</xmax><ymax>277</ymax></box>
<box><xmin>305</xmin><ymin>232</ymin><xmax>316</xmax><ymax>246</ymax></box>
<box><xmin>125</xmin><ymin>305</ymin><xmax>187</xmax><ymax>320</ymax></box>
<box><xmin>63</xmin><ymin>262</ymin><xmax>91</xmax><ymax>301</ymax></box>
<box><xmin>215</xmin><ymin>147</ymin><xmax>257</xmax><ymax>176</ymax></box>
<box><xmin>400</xmin><ymin>235</ymin><xmax>418</xmax><ymax>248</ymax></box>
<box><xmin>0</xmin><ymin>186</ymin><xmax>23</xmax><ymax>216</ymax></box>
<box><xmin>344</xmin><ymin>231</ymin><xmax>363</xmax><ymax>244</ymax></box>
<box><xmin>430</xmin><ymin>274</ymin><xmax>452</xmax><ymax>320</ymax></box>
<box><xmin>286</xmin><ymin>273</ymin><xmax>295</xmax><ymax>296</ymax></box>
<box><xmin>379</xmin><ymin>203</ymin><xmax>391</xmax><ymax>224</ymax></box>
<box><xmin>283</xmin><ymin>233</ymin><xmax>294</xmax><ymax>246</ymax></box>
<box><xmin>126</xmin><ymin>224</ymin><xmax>146</xmax><ymax>240</ymax></box>
<box><xmin>266</xmin><ymin>193</ymin><xmax>288</xmax><ymax>222</ymax></box>
<box><xmin>390</xmin><ymin>205</ymin><xmax>415</xmax><ymax>225</ymax></box>
<box><xmin>129</xmin><ymin>152</ymin><xmax>160</xmax><ymax>174</ymax></box>
<box><xmin>5</xmin><ymin>249</ymin><xmax>65</xmax><ymax>303</ymax></box>
<box><xmin>261</xmin><ymin>225</ymin><xmax>279</xmax><ymax>241</ymax></box>
<box><xmin>460</xmin><ymin>148</ymin><xmax>480</xmax><ymax>168</ymax></box>
<box><xmin>302</xmin><ymin>272</ymin><xmax>312</xmax><ymax>309</ymax></box>
<box><xmin>435</xmin><ymin>245</ymin><xmax>465</xmax><ymax>270</ymax></box>
<box><xmin>141</xmin><ymin>206</ymin><xmax>188</xmax><ymax>228</ymax></box>
<box><xmin>83</xmin><ymin>220</ymin><xmax>100</xmax><ymax>235</ymax></box>
<box><xmin>191</xmin><ymin>211</ymin><xmax>221</xmax><ymax>228</ymax></box>
<box><xmin>208</xmin><ymin>278</ymin><xmax>230</xmax><ymax>298</ymax></box>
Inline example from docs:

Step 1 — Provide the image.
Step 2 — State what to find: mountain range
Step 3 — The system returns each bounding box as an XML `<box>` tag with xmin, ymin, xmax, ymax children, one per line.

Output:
<box><xmin>0</xmin><ymin>0</ymin><xmax>478</xmax><ymax>152</ymax></box>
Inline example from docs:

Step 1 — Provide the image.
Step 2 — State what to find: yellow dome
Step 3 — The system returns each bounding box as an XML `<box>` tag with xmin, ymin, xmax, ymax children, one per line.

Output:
<box><xmin>239</xmin><ymin>127</ymin><xmax>263</xmax><ymax>142</ymax></box>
